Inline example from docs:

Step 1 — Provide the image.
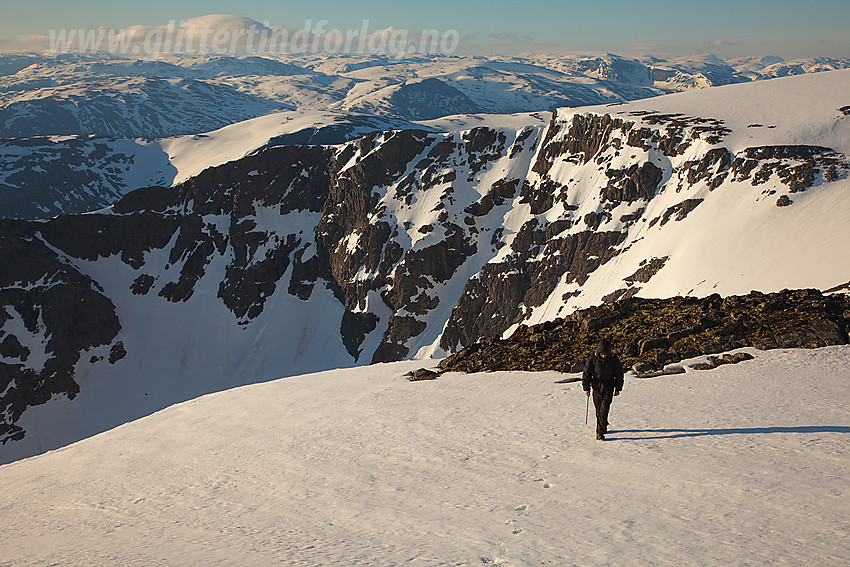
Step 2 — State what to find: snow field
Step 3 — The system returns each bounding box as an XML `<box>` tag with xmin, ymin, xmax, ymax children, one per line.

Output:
<box><xmin>1</xmin><ymin>346</ymin><xmax>848</xmax><ymax>566</ymax></box>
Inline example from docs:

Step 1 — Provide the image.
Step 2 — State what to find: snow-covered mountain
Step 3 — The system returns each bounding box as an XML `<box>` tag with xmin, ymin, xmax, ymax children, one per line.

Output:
<box><xmin>0</xmin><ymin>111</ymin><xmax>425</xmax><ymax>219</ymax></box>
<box><xmin>730</xmin><ymin>55</ymin><xmax>850</xmax><ymax>80</ymax></box>
<box><xmin>0</xmin><ymin>52</ymin><xmax>639</xmax><ymax>139</ymax></box>
<box><xmin>3</xmin><ymin>51</ymin><xmax>847</xmax><ymax>138</ymax></box>
<box><xmin>2</xmin><ymin>347</ymin><xmax>849</xmax><ymax>565</ymax></box>
<box><xmin>0</xmin><ymin>67</ymin><xmax>289</xmax><ymax>138</ymax></box>
<box><xmin>0</xmin><ymin>110</ymin><xmax>550</xmax><ymax>219</ymax></box>
<box><xmin>2</xmin><ymin>51</ymin><xmax>849</xmax><ymax>220</ymax></box>
<box><xmin>1</xmin><ymin>69</ymin><xmax>849</xmax><ymax>463</ymax></box>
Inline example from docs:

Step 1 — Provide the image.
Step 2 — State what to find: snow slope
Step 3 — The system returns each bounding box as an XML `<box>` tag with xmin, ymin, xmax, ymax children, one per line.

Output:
<box><xmin>1</xmin><ymin>346</ymin><xmax>848</xmax><ymax>566</ymax></box>
<box><xmin>160</xmin><ymin>108</ymin><xmax>551</xmax><ymax>185</ymax></box>
<box><xmin>159</xmin><ymin>109</ymin><xmax>423</xmax><ymax>184</ymax></box>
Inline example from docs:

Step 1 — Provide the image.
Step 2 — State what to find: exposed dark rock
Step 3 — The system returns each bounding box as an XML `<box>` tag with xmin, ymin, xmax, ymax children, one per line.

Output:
<box><xmin>690</xmin><ymin>352</ymin><xmax>755</xmax><ymax>371</ymax></box>
<box><xmin>491</xmin><ymin>178</ymin><xmax>521</xmax><ymax>200</ymax></box>
<box><xmin>583</xmin><ymin>210</ymin><xmax>606</xmax><ymax>230</ymax></box>
<box><xmin>601</xmin><ymin>162</ymin><xmax>663</xmax><ymax>203</ymax></box>
<box><xmin>627</xmin><ymin>112</ymin><xmax>730</xmax><ymax>147</ymax></box>
<box><xmin>463</xmin><ymin>128</ymin><xmax>508</xmax><ymax>179</ymax></box>
<box><xmin>731</xmin><ymin>145</ymin><xmax>844</xmax><ymax>192</ymax></box>
<box><xmin>222</xmin><ymin>234</ymin><xmax>301</xmax><ymax>321</ymax></box>
<box><xmin>288</xmin><ymin>247</ymin><xmax>322</xmax><ymax>301</ymax></box>
<box><xmin>131</xmin><ymin>274</ymin><xmax>156</xmax><ymax>295</ymax></box>
<box><xmin>160</xmin><ymin>235</ymin><xmax>216</xmax><ymax>304</ymax></box>
<box><xmin>619</xmin><ymin>207</ymin><xmax>645</xmax><ymax>224</ymax></box>
<box><xmin>825</xmin><ymin>281</ymin><xmax>850</xmax><ymax>294</ymax></box>
<box><xmin>371</xmin><ymin>220</ymin><xmax>477</xmax><ymax>357</ymax></box>
<box><xmin>317</xmin><ymin>131</ymin><xmax>435</xmax><ymax>335</ymax></box>
<box><xmin>510</xmin><ymin>127</ymin><xmax>538</xmax><ymax>158</ymax></box>
<box><xmin>519</xmin><ymin>177</ymin><xmax>560</xmax><ymax>215</ymax></box>
<box><xmin>682</xmin><ymin>147</ymin><xmax>733</xmax><ymax>189</ymax></box>
<box><xmin>406</xmin><ymin>368</ymin><xmax>442</xmax><ymax>381</ymax></box>
<box><xmin>371</xmin><ymin>315</ymin><xmax>427</xmax><ymax>363</ymax></box>
<box><xmin>726</xmin><ymin>352</ymin><xmax>755</xmax><ymax>363</ymax></box>
<box><xmin>824</xmin><ymin>165</ymin><xmax>839</xmax><ymax>182</ymax></box>
<box><xmin>38</xmin><ymin>211</ymin><xmax>180</xmax><ymax>270</ymax></box>
<box><xmin>0</xmin><ymin>335</ymin><xmax>29</xmax><ymax>361</ymax></box>
<box><xmin>625</xmin><ymin>256</ymin><xmax>669</xmax><ymax>283</ymax></box>
<box><xmin>544</xmin><ymin>219</ymin><xmax>572</xmax><ymax>240</ymax></box>
<box><xmin>532</xmin><ymin>112</ymin><xmax>626</xmax><ymax>175</ymax></box>
<box><xmin>440</xmin><ymin>230</ymin><xmax>626</xmax><ymax>352</ymax></box>
<box><xmin>653</xmin><ymin>199</ymin><xmax>704</xmax><ymax>227</ymax></box>
<box><xmin>634</xmin><ymin>364</ymin><xmax>686</xmax><ymax>379</ymax></box>
<box><xmin>639</xmin><ymin>336</ymin><xmax>670</xmax><ymax>355</ymax></box>
<box><xmin>340</xmin><ymin>311</ymin><xmax>379</xmax><ymax>361</ymax></box>
<box><xmin>602</xmin><ymin>287</ymin><xmax>640</xmax><ymax>304</ymax></box>
<box><xmin>0</xmin><ymin>224</ymin><xmax>121</xmax><ymax>443</ymax></box>
<box><xmin>439</xmin><ymin>289</ymin><xmax>850</xmax><ymax>374</ymax></box>
<box><xmin>109</xmin><ymin>342</ymin><xmax>127</xmax><ymax>364</ymax></box>
<box><xmin>632</xmin><ymin>361</ymin><xmax>659</xmax><ymax>374</ymax></box>
<box><xmin>840</xmin><ymin>106</ymin><xmax>850</xmax><ymax>116</ymax></box>
<box><xmin>776</xmin><ymin>195</ymin><xmax>792</xmax><ymax>207</ymax></box>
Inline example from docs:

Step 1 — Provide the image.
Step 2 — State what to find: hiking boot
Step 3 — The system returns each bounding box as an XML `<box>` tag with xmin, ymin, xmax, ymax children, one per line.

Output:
<box><xmin>596</xmin><ymin>433</ymin><xmax>606</xmax><ymax>441</ymax></box>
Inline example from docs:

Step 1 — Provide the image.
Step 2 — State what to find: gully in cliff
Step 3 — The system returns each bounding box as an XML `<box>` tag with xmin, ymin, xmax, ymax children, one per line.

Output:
<box><xmin>582</xmin><ymin>339</ymin><xmax>625</xmax><ymax>441</ymax></box>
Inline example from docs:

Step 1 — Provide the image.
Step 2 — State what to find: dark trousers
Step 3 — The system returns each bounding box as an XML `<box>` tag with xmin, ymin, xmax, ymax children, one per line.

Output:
<box><xmin>592</xmin><ymin>389</ymin><xmax>614</xmax><ymax>435</ymax></box>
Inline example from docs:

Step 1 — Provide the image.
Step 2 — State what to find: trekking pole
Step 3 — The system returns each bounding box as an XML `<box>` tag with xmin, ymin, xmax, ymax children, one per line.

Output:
<box><xmin>585</xmin><ymin>392</ymin><xmax>590</xmax><ymax>425</ymax></box>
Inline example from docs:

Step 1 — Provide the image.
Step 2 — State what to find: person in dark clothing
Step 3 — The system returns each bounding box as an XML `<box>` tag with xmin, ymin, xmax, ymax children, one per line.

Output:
<box><xmin>582</xmin><ymin>339</ymin><xmax>624</xmax><ymax>441</ymax></box>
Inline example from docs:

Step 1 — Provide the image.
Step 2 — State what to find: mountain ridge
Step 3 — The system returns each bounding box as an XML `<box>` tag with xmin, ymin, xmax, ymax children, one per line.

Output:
<box><xmin>2</xmin><ymin>52</ymin><xmax>849</xmax><ymax>220</ymax></box>
<box><xmin>1</xmin><ymin>69</ymin><xmax>849</xmax><ymax>462</ymax></box>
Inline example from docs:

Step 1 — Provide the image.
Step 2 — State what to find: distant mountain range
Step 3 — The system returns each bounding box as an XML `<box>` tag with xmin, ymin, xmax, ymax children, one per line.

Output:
<box><xmin>2</xmin><ymin>69</ymin><xmax>848</xmax><ymax>462</ymax></box>
<box><xmin>2</xmin><ymin>52</ymin><xmax>849</xmax><ymax>219</ymax></box>
<box><xmin>3</xmin><ymin>52</ymin><xmax>848</xmax><ymax>138</ymax></box>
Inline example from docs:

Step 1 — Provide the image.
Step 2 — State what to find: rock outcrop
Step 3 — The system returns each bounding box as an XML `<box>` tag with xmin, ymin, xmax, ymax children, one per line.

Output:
<box><xmin>0</xmin><ymin>222</ymin><xmax>123</xmax><ymax>443</ymax></box>
<box><xmin>439</xmin><ymin>289</ymin><xmax>850</xmax><ymax>374</ymax></box>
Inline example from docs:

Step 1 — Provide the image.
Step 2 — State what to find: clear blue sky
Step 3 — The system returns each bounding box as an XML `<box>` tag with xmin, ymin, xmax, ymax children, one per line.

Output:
<box><xmin>1</xmin><ymin>0</ymin><xmax>849</xmax><ymax>57</ymax></box>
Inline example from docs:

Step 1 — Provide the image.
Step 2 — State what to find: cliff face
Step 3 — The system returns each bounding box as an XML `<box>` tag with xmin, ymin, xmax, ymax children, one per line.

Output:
<box><xmin>2</xmin><ymin>72</ymin><xmax>850</xmax><ymax>458</ymax></box>
<box><xmin>438</xmin><ymin>107</ymin><xmax>848</xmax><ymax>352</ymax></box>
<box><xmin>0</xmin><ymin>222</ymin><xmax>123</xmax><ymax>443</ymax></box>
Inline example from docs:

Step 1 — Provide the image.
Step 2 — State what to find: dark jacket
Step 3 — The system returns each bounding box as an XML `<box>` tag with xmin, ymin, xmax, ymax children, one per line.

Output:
<box><xmin>582</xmin><ymin>339</ymin><xmax>625</xmax><ymax>393</ymax></box>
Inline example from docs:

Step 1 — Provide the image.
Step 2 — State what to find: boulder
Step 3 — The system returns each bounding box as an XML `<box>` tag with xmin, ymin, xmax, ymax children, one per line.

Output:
<box><xmin>407</xmin><ymin>368</ymin><xmax>441</xmax><ymax>382</ymax></box>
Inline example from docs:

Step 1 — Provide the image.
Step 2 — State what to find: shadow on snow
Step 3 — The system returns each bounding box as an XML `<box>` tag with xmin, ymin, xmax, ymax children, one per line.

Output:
<box><xmin>609</xmin><ymin>425</ymin><xmax>850</xmax><ymax>441</ymax></box>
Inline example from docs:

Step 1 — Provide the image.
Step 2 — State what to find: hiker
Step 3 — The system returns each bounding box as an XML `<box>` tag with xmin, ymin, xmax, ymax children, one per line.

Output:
<box><xmin>582</xmin><ymin>339</ymin><xmax>624</xmax><ymax>441</ymax></box>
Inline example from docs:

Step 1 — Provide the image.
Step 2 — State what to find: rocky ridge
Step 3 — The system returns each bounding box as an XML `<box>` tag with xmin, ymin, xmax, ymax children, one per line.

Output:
<box><xmin>438</xmin><ymin>289</ymin><xmax>850</xmax><ymax>375</ymax></box>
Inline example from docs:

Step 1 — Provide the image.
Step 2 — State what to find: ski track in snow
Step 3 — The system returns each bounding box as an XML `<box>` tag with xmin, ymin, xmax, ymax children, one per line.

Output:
<box><xmin>0</xmin><ymin>346</ymin><xmax>848</xmax><ymax>566</ymax></box>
